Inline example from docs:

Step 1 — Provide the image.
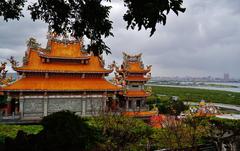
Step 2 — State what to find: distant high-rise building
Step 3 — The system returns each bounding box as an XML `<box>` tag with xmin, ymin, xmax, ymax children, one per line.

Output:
<box><xmin>224</xmin><ymin>73</ymin><xmax>230</xmax><ymax>81</ymax></box>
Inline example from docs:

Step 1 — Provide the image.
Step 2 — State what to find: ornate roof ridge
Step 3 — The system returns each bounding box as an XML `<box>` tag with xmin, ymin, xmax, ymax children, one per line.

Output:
<box><xmin>14</xmin><ymin>68</ymin><xmax>113</xmax><ymax>74</ymax></box>
<box><xmin>122</xmin><ymin>52</ymin><xmax>142</xmax><ymax>58</ymax></box>
<box><xmin>47</xmin><ymin>32</ymin><xmax>82</xmax><ymax>44</ymax></box>
<box><xmin>38</xmin><ymin>51</ymin><xmax>90</xmax><ymax>60</ymax></box>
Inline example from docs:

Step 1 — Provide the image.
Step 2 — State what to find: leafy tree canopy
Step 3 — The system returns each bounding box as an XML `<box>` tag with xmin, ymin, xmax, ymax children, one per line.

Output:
<box><xmin>0</xmin><ymin>0</ymin><xmax>185</xmax><ymax>55</ymax></box>
<box><xmin>90</xmin><ymin>115</ymin><xmax>153</xmax><ymax>150</ymax></box>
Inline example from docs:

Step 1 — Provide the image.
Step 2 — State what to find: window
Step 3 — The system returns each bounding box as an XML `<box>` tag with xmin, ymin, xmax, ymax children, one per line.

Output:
<box><xmin>132</xmin><ymin>85</ymin><xmax>139</xmax><ymax>88</ymax></box>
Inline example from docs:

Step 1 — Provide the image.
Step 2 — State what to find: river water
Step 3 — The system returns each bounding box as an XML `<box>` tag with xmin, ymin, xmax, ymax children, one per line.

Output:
<box><xmin>148</xmin><ymin>82</ymin><xmax>240</xmax><ymax>93</ymax></box>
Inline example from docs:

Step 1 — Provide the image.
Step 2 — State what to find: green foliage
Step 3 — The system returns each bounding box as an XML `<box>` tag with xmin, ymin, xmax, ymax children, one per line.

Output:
<box><xmin>4</xmin><ymin>111</ymin><xmax>98</xmax><ymax>151</ymax></box>
<box><xmin>6</xmin><ymin>111</ymin><xmax>237</xmax><ymax>150</ymax></box>
<box><xmin>0</xmin><ymin>0</ymin><xmax>25</xmax><ymax>21</ymax></box>
<box><xmin>124</xmin><ymin>0</ymin><xmax>186</xmax><ymax>36</ymax></box>
<box><xmin>0</xmin><ymin>124</ymin><xmax>42</xmax><ymax>143</ymax></box>
<box><xmin>39</xmin><ymin>110</ymin><xmax>98</xmax><ymax>151</ymax></box>
<box><xmin>152</xmin><ymin>86</ymin><xmax>240</xmax><ymax>105</ymax></box>
<box><xmin>205</xmin><ymin>117</ymin><xmax>240</xmax><ymax>150</ymax></box>
<box><xmin>89</xmin><ymin>115</ymin><xmax>153</xmax><ymax>151</ymax></box>
<box><xmin>151</xmin><ymin>116</ymin><xmax>210</xmax><ymax>149</ymax></box>
<box><xmin>0</xmin><ymin>0</ymin><xmax>185</xmax><ymax>55</ymax></box>
<box><xmin>147</xmin><ymin>94</ymin><xmax>188</xmax><ymax>116</ymax></box>
<box><xmin>208</xmin><ymin>117</ymin><xmax>240</xmax><ymax>137</ymax></box>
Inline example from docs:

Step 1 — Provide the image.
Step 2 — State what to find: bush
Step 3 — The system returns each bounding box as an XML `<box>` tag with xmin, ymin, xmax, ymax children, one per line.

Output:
<box><xmin>5</xmin><ymin>111</ymin><xmax>97</xmax><ymax>151</ymax></box>
<box><xmin>89</xmin><ymin>115</ymin><xmax>153</xmax><ymax>151</ymax></box>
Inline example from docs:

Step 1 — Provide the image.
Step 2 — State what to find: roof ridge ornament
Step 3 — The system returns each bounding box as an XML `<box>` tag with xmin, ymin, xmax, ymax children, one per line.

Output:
<box><xmin>47</xmin><ymin>32</ymin><xmax>82</xmax><ymax>44</ymax></box>
<box><xmin>123</xmin><ymin>51</ymin><xmax>142</xmax><ymax>62</ymax></box>
<box><xmin>8</xmin><ymin>56</ymin><xmax>19</xmax><ymax>68</ymax></box>
<box><xmin>26</xmin><ymin>37</ymin><xmax>41</xmax><ymax>49</ymax></box>
<box><xmin>0</xmin><ymin>62</ymin><xmax>12</xmax><ymax>85</ymax></box>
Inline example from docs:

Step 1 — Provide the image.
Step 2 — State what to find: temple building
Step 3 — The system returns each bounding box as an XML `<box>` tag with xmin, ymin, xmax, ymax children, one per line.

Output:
<box><xmin>0</xmin><ymin>34</ymin><xmax>153</xmax><ymax>119</ymax></box>
<box><xmin>1</xmin><ymin>35</ymin><xmax>120</xmax><ymax>119</ymax></box>
<box><xmin>114</xmin><ymin>52</ymin><xmax>152</xmax><ymax>112</ymax></box>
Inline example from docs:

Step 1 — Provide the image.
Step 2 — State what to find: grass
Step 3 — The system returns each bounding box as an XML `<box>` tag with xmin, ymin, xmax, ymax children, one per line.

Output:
<box><xmin>207</xmin><ymin>84</ymin><xmax>238</xmax><ymax>88</ymax></box>
<box><xmin>151</xmin><ymin>86</ymin><xmax>240</xmax><ymax>105</ymax></box>
<box><xmin>0</xmin><ymin>124</ymin><xmax>43</xmax><ymax>143</ymax></box>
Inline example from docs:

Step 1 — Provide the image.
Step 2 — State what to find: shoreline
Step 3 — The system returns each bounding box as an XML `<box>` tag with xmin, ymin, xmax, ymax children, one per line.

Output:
<box><xmin>147</xmin><ymin>84</ymin><xmax>240</xmax><ymax>93</ymax></box>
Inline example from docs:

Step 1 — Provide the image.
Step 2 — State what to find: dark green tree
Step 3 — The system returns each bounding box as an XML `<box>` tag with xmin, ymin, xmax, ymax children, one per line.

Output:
<box><xmin>207</xmin><ymin>117</ymin><xmax>240</xmax><ymax>151</ymax></box>
<box><xmin>168</xmin><ymin>99</ymin><xmax>188</xmax><ymax>116</ymax></box>
<box><xmin>5</xmin><ymin>111</ymin><xmax>98</xmax><ymax>151</ymax></box>
<box><xmin>0</xmin><ymin>0</ymin><xmax>25</xmax><ymax>21</ymax></box>
<box><xmin>0</xmin><ymin>0</ymin><xmax>185</xmax><ymax>55</ymax></box>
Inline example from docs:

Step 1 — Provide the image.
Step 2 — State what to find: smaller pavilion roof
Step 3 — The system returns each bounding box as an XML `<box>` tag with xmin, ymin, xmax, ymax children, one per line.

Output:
<box><xmin>127</xmin><ymin>62</ymin><xmax>147</xmax><ymax>72</ymax></box>
<box><xmin>123</xmin><ymin>90</ymin><xmax>150</xmax><ymax>97</ymax></box>
<box><xmin>122</xmin><ymin>111</ymin><xmax>158</xmax><ymax>117</ymax></box>
<box><xmin>125</xmin><ymin>76</ymin><xmax>150</xmax><ymax>81</ymax></box>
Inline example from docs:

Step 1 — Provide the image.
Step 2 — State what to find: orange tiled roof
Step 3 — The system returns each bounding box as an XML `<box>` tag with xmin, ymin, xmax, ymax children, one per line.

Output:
<box><xmin>127</xmin><ymin>62</ymin><xmax>149</xmax><ymax>73</ymax></box>
<box><xmin>124</xmin><ymin>90</ymin><xmax>149</xmax><ymax>97</ymax></box>
<box><xmin>117</xmin><ymin>62</ymin><xmax>150</xmax><ymax>73</ymax></box>
<box><xmin>15</xmin><ymin>50</ymin><xmax>111</xmax><ymax>73</ymax></box>
<box><xmin>122</xmin><ymin>111</ymin><xmax>158</xmax><ymax>117</ymax></box>
<box><xmin>3</xmin><ymin>77</ymin><xmax>120</xmax><ymax>91</ymax></box>
<box><xmin>47</xmin><ymin>40</ymin><xmax>85</xmax><ymax>58</ymax></box>
<box><xmin>125</xmin><ymin>76</ymin><xmax>149</xmax><ymax>81</ymax></box>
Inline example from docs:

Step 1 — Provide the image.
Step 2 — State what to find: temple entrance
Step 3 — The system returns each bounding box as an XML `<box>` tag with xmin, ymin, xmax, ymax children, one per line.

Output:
<box><xmin>10</xmin><ymin>98</ymin><xmax>19</xmax><ymax>114</ymax></box>
<box><xmin>136</xmin><ymin>100</ymin><xmax>141</xmax><ymax>107</ymax></box>
<box><xmin>107</xmin><ymin>97</ymin><xmax>118</xmax><ymax>111</ymax></box>
<box><xmin>128</xmin><ymin>101</ymin><xmax>132</xmax><ymax>109</ymax></box>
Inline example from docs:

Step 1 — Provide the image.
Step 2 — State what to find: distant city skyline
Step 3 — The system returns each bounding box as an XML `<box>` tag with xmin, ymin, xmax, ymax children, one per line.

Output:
<box><xmin>0</xmin><ymin>0</ymin><xmax>240</xmax><ymax>78</ymax></box>
<box><xmin>152</xmin><ymin>73</ymin><xmax>240</xmax><ymax>82</ymax></box>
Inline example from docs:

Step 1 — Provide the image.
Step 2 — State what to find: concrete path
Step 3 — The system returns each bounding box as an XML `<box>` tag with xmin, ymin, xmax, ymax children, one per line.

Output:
<box><xmin>185</xmin><ymin>102</ymin><xmax>240</xmax><ymax>111</ymax></box>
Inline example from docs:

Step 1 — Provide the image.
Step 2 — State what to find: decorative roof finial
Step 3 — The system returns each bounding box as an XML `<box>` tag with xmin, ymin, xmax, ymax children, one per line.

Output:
<box><xmin>26</xmin><ymin>37</ymin><xmax>41</xmax><ymax>49</ymax></box>
<box><xmin>8</xmin><ymin>56</ymin><xmax>19</xmax><ymax>68</ymax></box>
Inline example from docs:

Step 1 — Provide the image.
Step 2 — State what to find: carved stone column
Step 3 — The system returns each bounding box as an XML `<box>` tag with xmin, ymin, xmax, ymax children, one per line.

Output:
<box><xmin>82</xmin><ymin>97</ymin><xmax>86</xmax><ymax>116</ymax></box>
<box><xmin>19</xmin><ymin>96</ymin><xmax>24</xmax><ymax>118</ymax></box>
<box><xmin>103</xmin><ymin>96</ymin><xmax>107</xmax><ymax>112</ymax></box>
<box><xmin>43</xmin><ymin>96</ymin><xmax>48</xmax><ymax>117</ymax></box>
<box><xmin>132</xmin><ymin>99</ymin><xmax>136</xmax><ymax>109</ymax></box>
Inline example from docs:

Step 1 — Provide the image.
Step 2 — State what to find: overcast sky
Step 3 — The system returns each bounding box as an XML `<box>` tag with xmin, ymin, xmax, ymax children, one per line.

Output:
<box><xmin>0</xmin><ymin>0</ymin><xmax>240</xmax><ymax>78</ymax></box>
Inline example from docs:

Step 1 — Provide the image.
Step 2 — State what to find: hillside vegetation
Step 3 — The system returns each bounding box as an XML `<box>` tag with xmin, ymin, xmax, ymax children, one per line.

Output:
<box><xmin>151</xmin><ymin>86</ymin><xmax>240</xmax><ymax>105</ymax></box>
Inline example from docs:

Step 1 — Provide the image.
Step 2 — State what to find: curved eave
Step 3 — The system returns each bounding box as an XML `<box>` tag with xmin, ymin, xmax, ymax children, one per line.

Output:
<box><xmin>122</xmin><ymin>91</ymin><xmax>150</xmax><ymax>97</ymax></box>
<box><xmin>116</xmin><ymin>69</ymin><xmax>150</xmax><ymax>74</ymax></box>
<box><xmin>15</xmin><ymin>68</ymin><xmax>113</xmax><ymax>74</ymax></box>
<box><xmin>116</xmin><ymin>69</ymin><xmax>124</xmax><ymax>73</ymax></box>
<box><xmin>127</xmin><ymin>69</ymin><xmax>150</xmax><ymax>73</ymax></box>
<box><xmin>125</xmin><ymin>78</ymin><xmax>150</xmax><ymax>82</ymax></box>
<box><xmin>39</xmin><ymin>53</ymin><xmax>90</xmax><ymax>60</ymax></box>
<box><xmin>123</xmin><ymin>95</ymin><xmax>149</xmax><ymax>98</ymax></box>
<box><xmin>2</xmin><ymin>89</ymin><xmax>120</xmax><ymax>92</ymax></box>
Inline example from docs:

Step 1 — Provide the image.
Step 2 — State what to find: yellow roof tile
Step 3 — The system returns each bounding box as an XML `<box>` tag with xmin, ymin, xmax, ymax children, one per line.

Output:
<box><xmin>16</xmin><ymin>50</ymin><xmax>111</xmax><ymax>73</ymax></box>
<box><xmin>3</xmin><ymin>77</ymin><xmax>120</xmax><ymax>91</ymax></box>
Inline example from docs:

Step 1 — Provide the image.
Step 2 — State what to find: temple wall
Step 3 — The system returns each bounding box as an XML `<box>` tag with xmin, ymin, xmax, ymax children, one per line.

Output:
<box><xmin>19</xmin><ymin>95</ymin><xmax>107</xmax><ymax>119</ymax></box>
<box><xmin>48</xmin><ymin>98</ymin><xmax>83</xmax><ymax>114</ymax></box>
<box><xmin>22</xmin><ymin>97</ymin><xmax>44</xmax><ymax>118</ymax></box>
